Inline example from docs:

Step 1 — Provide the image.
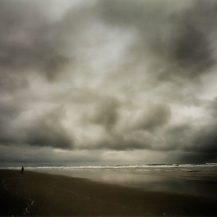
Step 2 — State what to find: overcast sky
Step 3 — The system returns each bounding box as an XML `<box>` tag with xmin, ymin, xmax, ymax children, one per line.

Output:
<box><xmin>0</xmin><ymin>0</ymin><xmax>217</xmax><ymax>165</ymax></box>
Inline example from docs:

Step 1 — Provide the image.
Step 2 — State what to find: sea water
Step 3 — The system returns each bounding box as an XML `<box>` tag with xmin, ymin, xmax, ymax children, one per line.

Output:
<box><xmin>3</xmin><ymin>163</ymin><xmax>217</xmax><ymax>197</ymax></box>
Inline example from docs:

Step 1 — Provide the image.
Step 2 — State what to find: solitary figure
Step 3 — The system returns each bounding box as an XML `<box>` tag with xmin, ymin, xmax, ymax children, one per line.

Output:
<box><xmin>21</xmin><ymin>166</ymin><xmax>24</xmax><ymax>175</ymax></box>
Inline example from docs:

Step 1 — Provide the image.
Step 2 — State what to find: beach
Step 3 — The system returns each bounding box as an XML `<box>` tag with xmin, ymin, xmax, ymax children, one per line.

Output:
<box><xmin>0</xmin><ymin>169</ymin><xmax>217</xmax><ymax>216</ymax></box>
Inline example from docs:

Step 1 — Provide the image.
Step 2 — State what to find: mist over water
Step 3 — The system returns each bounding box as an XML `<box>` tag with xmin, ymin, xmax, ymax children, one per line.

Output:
<box><xmin>21</xmin><ymin>164</ymin><xmax>217</xmax><ymax>197</ymax></box>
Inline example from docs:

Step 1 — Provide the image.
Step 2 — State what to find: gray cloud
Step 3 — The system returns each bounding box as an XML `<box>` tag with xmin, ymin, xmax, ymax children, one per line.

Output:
<box><xmin>170</xmin><ymin>0</ymin><xmax>217</xmax><ymax>76</ymax></box>
<box><xmin>0</xmin><ymin>106</ymin><xmax>72</xmax><ymax>149</ymax></box>
<box><xmin>22</xmin><ymin>108</ymin><xmax>73</xmax><ymax>149</ymax></box>
<box><xmin>0</xmin><ymin>0</ymin><xmax>84</xmax><ymax>149</ymax></box>
<box><xmin>80</xmin><ymin>102</ymin><xmax>170</xmax><ymax>150</ymax></box>
<box><xmin>161</xmin><ymin>98</ymin><xmax>217</xmax><ymax>161</ymax></box>
<box><xmin>0</xmin><ymin>0</ymin><xmax>73</xmax><ymax>83</ymax></box>
<box><xmin>191</xmin><ymin>98</ymin><xmax>217</xmax><ymax>153</ymax></box>
<box><xmin>0</xmin><ymin>0</ymin><xmax>217</xmax><ymax>164</ymax></box>
<box><xmin>87</xmin><ymin>97</ymin><xmax>120</xmax><ymax>132</ymax></box>
<box><xmin>133</xmin><ymin>104</ymin><xmax>171</xmax><ymax>132</ymax></box>
<box><xmin>99</xmin><ymin>0</ymin><xmax>217</xmax><ymax>80</ymax></box>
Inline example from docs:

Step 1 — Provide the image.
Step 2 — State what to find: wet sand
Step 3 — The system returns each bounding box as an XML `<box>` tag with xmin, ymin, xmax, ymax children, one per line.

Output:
<box><xmin>0</xmin><ymin>169</ymin><xmax>217</xmax><ymax>216</ymax></box>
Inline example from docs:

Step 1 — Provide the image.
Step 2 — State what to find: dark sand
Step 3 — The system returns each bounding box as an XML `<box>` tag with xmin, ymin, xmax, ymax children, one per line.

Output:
<box><xmin>0</xmin><ymin>170</ymin><xmax>217</xmax><ymax>216</ymax></box>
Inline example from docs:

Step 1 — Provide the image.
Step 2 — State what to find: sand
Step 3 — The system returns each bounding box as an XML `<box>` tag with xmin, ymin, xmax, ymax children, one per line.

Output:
<box><xmin>0</xmin><ymin>169</ymin><xmax>217</xmax><ymax>216</ymax></box>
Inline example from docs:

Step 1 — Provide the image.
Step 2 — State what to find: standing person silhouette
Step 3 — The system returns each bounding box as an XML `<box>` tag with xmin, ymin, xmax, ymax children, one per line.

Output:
<box><xmin>21</xmin><ymin>166</ymin><xmax>24</xmax><ymax>175</ymax></box>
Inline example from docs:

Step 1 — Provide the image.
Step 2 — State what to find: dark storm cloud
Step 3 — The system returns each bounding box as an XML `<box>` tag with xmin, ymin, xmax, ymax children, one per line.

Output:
<box><xmin>0</xmin><ymin>101</ymin><xmax>20</xmax><ymax>123</ymax></box>
<box><xmin>172</xmin><ymin>24</ymin><xmax>213</xmax><ymax>75</ymax></box>
<box><xmin>0</xmin><ymin>0</ymin><xmax>216</xmax><ymax>164</ymax></box>
<box><xmin>82</xmin><ymin>102</ymin><xmax>170</xmax><ymax>150</ymax></box>
<box><xmin>162</xmin><ymin>99</ymin><xmax>217</xmax><ymax>162</ymax></box>
<box><xmin>193</xmin><ymin>126</ymin><xmax>217</xmax><ymax>153</ymax></box>
<box><xmin>170</xmin><ymin>0</ymin><xmax>217</xmax><ymax>76</ymax></box>
<box><xmin>191</xmin><ymin>98</ymin><xmax>217</xmax><ymax>154</ymax></box>
<box><xmin>0</xmin><ymin>0</ymin><xmax>71</xmax><ymax>82</ymax></box>
<box><xmin>0</xmin><ymin>101</ymin><xmax>22</xmax><ymax>144</ymax></box>
<box><xmin>88</xmin><ymin>97</ymin><xmax>119</xmax><ymax>131</ymax></box>
<box><xmin>209</xmin><ymin>98</ymin><xmax>217</xmax><ymax>117</ymax></box>
<box><xmin>0</xmin><ymin>106</ymin><xmax>72</xmax><ymax>149</ymax></box>
<box><xmin>23</xmin><ymin>108</ymin><xmax>73</xmax><ymax>149</ymax></box>
<box><xmin>133</xmin><ymin>105</ymin><xmax>171</xmax><ymax>132</ymax></box>
<box><xmin>97</xmin><ymin>134</ymin><xmax>152</xmax><ymax>151</ymax></box>
<box><xmin>99</xmin><ymin>0</ymin><xmax>216</xmax><ymax>79</ymax></box>
<box><xmin>0</xmin><ymin>0</ymin><xmax>73</xmax><ymax>149</ymax></box>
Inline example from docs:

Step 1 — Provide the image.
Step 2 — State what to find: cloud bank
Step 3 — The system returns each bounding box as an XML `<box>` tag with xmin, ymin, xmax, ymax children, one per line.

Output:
<box><xmin>0</xmin><ymin>0</ymin><xmax>217</xmax><ymax>164</ymax></box>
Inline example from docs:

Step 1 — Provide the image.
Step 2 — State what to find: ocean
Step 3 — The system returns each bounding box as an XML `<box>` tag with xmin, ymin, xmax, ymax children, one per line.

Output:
<box><xmin>3</xmin><ymin>163</ymin><xmax>217</xmax><ymax>197</ymax></box>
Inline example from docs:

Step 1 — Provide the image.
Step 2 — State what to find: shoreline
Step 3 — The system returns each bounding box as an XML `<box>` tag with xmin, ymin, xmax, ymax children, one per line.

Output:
<box><xmin>0</xmin><ymin>169</ymin><xmax>217</xmax><ymax>216</ymax></box>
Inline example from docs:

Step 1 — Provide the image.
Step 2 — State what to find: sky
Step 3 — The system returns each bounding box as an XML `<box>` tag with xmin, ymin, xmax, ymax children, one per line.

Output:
<box><xmin>0</xmin><ymin>0</ymin><xmax>217</xmax><ymax>166</ymax></box>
